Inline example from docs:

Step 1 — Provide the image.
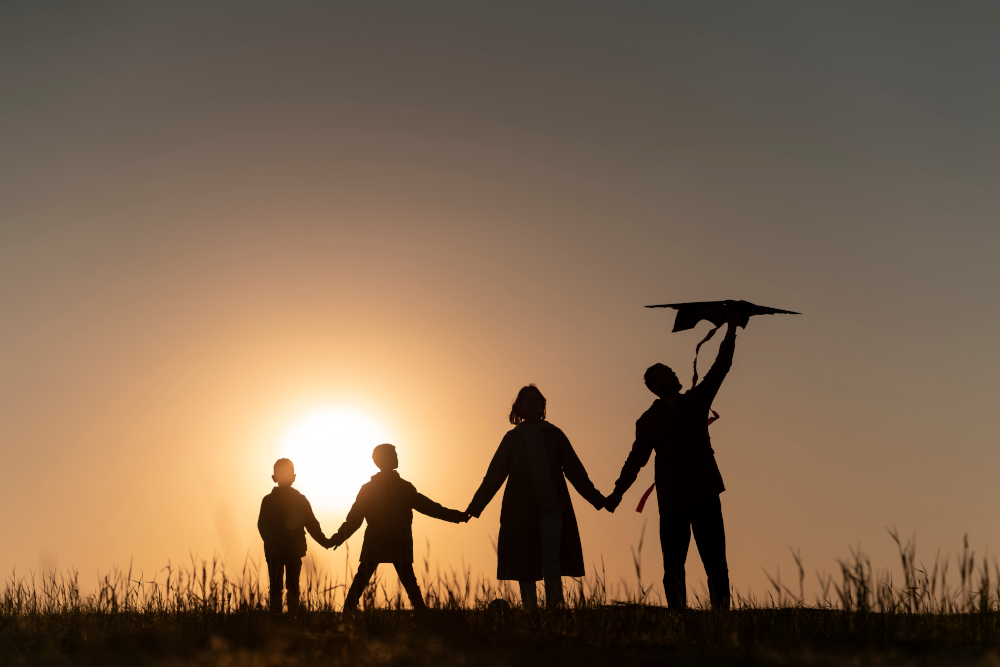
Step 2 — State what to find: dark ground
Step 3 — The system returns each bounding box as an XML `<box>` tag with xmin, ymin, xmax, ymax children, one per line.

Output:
<box><xmin>5</xmin><ymin>607</ymin><xmax>1000</xmax><ymax>666</ymax></box>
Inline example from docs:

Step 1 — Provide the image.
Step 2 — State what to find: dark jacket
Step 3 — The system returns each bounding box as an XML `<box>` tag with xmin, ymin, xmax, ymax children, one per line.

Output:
<box><xmin>612</xmin><ymin>328</ymin><xmax>736</xmax><ymax>514</ymax></box>
<box><xmin>467</xmin><ymin>421</ymin><xmax>605</xmax><ymax>581</ymax></box>
<box><xmin>333</xmin><ymin>470</ymin><xmax>466</xmax><ymax>564</ymax></box>
<box><xmin>257</xmin><ymin>486</ymin><xmax>326</xmax><ymax>558</ymax></box>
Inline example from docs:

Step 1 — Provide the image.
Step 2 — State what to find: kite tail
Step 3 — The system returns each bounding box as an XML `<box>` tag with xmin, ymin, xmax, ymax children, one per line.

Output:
<box><xmin>691</xmin><ymin>325</ymin><xmax>721</xmax><ymax>386</ymax></box>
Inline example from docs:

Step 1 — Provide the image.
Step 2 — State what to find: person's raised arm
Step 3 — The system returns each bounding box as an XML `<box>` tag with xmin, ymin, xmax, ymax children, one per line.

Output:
<box><xmin>696</xmin><ymin>319</ymin><xmax>738</xmax><ymax>405</ymax></box>
<box><xmin>466</xmin><ymin>434</ymin><xmax>514</xmax><ymax>518</ymax></box>
<box><xmin>555</xmin><ymin>429</ymin><xmax>605</xmax><ymax>510</ymax></box>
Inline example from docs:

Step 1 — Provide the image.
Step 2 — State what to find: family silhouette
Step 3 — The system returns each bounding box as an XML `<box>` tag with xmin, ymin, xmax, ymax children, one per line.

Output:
<box><xmin>258</xmin><ymin>308</ymin><xmax>755</xmax><ymax>614</ymax></box>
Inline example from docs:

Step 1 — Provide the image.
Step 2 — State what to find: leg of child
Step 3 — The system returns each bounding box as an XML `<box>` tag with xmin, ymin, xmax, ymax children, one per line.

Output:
<box><xmin>393</xmin><ymin>563</ymin><xmax>427</xmax><ymax>610</ymax></box>
<box><xmin>539</xmin><ymin>511</ymin><xmax>563</xmax><ymax>607</ymax></box>
<box><xmin>344</xmin><ymin>561</ymin><xmax>378</xmax><ymax>611</ymax></box>
<box><xmin>265</xmin><ymin>553</ymin><xmax>284</xmax><ymax>614</ymax></box>
<box><xmin>285</xmin><ymin>556</ymin><xmax>303</xmax><ymax>615</ymax></box>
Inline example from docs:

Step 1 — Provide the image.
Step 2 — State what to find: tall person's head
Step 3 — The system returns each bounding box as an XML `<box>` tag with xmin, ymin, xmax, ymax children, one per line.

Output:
<box><xmin>644</xmin><ymin>363</ymin><xmax>682</xmax><ymax>398</ymax></box>
<box><xmin>372</xmin><ymin>443</ymin><xmax>398</xmax><ymax>471</ymax></box>
<box><xmin>509</xmin><ymin>384</ymin><xmax>546</xmax><ymax>425</ymax></box>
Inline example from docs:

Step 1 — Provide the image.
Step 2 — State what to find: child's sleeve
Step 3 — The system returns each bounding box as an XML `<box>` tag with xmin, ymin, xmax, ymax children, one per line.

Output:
<box><xmin>412</xmin><ymin>492</ymin><xmax>466</xmax><ymax>523</ymax></box>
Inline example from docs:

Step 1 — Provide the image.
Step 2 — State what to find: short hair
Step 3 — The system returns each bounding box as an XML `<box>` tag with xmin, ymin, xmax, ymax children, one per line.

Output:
<box><xmin>273</xmin><ymin>458</ymin><xmax>294</xmax><ymax>475</ymax></box>
<box><xmin>509</xmin><ymin>384</ymin><xmax>546</xmax><ymax>425</ymax></box>
<box><xmin>644</xmin><ymin>363</ymin><xmax>677</xmax><ymax>394</ymax></box>
<box><xmin>372</xmin><ymin>443</ymin><xmax>396</xmax><ymax>469</ymax></box>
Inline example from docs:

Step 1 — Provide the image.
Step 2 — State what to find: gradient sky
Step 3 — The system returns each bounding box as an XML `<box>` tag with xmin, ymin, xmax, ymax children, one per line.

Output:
<box><xmin>2</xmin><ymin>2</ymin><xmax>998</xmax><ymax>604</ymax></box>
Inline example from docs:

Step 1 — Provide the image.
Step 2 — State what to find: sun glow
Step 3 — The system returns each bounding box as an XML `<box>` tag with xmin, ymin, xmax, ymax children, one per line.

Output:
<box><xmin>277</xmin><ymin>406</ymin><xmax>391</xmax><ymax>511</ymax></box>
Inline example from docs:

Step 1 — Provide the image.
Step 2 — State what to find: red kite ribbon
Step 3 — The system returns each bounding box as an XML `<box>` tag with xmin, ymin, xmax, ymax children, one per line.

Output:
<box><xmin>691</xmin><ymin>325</ymin><xmax>721</xmax><ymax>387</ymax></box>
<box><xmin>635</xmin><ymin>409</ymin><xmax>720</xmax><ymax>513</ymax></box>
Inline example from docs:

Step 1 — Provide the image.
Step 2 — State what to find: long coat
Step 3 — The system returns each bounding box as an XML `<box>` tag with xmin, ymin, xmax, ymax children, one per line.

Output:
<box><xmin>467</xmin><ymin>421</ymin><xmax>605</xmax><ymax>581</ymax></box>
<box><xmin>333</xmin><ymin>470</ymin><xmax>466</xmax><ymax>564</ymax></box>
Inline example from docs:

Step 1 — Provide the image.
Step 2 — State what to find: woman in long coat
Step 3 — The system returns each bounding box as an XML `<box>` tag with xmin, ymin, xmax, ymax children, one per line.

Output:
<box><xmin>466</xmin><ymin>384</ymin><xmax>606</xmax><ymax>609</ymax></box>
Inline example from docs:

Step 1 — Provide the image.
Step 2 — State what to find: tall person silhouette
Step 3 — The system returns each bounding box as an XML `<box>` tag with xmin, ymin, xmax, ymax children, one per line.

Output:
<box><xmin>466</xmin><ymin>385</ymin><xmax>606</xmax><ymax>610</ymax></box>
<box><xmin>329</xmin><ymin>444</ymin><xmax>468</xmax><ymax>611</ymax></box>
<box><xmin>604</xmin><ymin>312</ymin><xmax>740</xmax><ymax>611</ymax></box>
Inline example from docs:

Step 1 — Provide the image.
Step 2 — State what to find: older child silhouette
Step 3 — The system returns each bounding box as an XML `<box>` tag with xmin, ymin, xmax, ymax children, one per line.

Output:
<box><xmin>330</xmin><ymin>444</ymin><xmax>468</xmax><ymax>611</ymax></box>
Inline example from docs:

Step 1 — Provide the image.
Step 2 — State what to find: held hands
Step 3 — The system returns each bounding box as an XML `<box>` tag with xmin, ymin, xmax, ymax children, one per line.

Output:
<box><xmin>324</xmin><ymin>534</ymin><xmax>344</xmax><ymax>550</ymax></box>
<box><xmin>603</xmin><ymin>491</ymin><xmax>623</xmax><ymax>513</ymax></box>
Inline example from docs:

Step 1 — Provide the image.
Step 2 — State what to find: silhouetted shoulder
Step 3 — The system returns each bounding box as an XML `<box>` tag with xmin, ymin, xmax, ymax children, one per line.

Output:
<box><xmin>501</xmin><ymin>427</ymin><xmax>523</xmax><ymax>443</ymax></box>
<box><xmin>636</xmin><ymin>400</ymin><xmax>667</xmax><ymax>435</ymax></box>
<box><xmin>540</xmin><ymin>421</ymin><xmax>569</xmax><ymax>441</ymax></box>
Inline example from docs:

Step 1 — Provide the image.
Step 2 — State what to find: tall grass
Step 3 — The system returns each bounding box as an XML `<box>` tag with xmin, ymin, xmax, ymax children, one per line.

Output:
<box><xmin>4</xmin><ymin>530</ymin><xmax>1000</xmax><ymax>616</ymax></box>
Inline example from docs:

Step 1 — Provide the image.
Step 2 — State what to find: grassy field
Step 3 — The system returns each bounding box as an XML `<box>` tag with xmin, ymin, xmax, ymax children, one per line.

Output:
<box><xmin>6</xmin><ymin>533</ymin><xmax>1000</xmax><ymax>666</ymax></box>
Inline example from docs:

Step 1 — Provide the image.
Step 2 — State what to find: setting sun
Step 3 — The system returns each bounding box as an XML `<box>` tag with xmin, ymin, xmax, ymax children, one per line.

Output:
<box><xmin>276</xmin><ymin>406</ymin><xmax>392</xmax><ymax>511</ymax></box>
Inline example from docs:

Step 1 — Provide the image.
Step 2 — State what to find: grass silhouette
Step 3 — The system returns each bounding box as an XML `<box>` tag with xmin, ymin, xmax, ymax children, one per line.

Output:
<box><xmin>5</xmin><ymin>532</ymin><xmax>1000</xmax><ymax>665</ymax></box>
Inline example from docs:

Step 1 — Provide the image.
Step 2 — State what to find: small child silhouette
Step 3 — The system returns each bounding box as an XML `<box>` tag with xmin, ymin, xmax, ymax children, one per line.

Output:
<box><xmin>257</xmin><ymin>458</ymin><xmax>332</xmax><ymax>614</ymax></box>
<box><xmin>330</xmin><ymin>444</ymin><xmax>468</xmax><ymax>611</ymax></box>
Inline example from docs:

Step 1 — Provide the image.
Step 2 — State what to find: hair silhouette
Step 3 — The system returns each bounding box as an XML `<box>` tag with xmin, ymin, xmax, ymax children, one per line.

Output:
<box><xmin>509</xmin><ymin>384</ymin><xmax>546</xmax><ymax>425</ymax></box>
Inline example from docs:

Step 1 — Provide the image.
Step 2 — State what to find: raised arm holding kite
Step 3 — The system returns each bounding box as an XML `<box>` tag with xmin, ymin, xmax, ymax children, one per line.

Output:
<box><xmin>604</xmin><ymin>299</ymin><xmax>798</xmax><ymax>611</ymax></box>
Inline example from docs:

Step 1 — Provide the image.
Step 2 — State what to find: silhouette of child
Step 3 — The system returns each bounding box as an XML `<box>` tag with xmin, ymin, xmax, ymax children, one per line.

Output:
<box><xmin>257</xmin><ymin>458</ymin><xmax>332</xmax><ymax>614</ymax></box>
<box><xmin>330</xmin><ymin>443</ymin><xmax>468</xmax><ymax>611</ymax></box>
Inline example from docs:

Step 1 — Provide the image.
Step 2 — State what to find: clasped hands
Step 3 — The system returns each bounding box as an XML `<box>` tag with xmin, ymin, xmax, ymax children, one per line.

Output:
<box><xmin>600</xmin><ymin>491</ymin><xmax>623</xmax><ymax>513</ymax></box>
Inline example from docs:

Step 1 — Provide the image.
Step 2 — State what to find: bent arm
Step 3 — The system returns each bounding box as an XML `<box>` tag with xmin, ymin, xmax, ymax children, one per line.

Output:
<box><xmin>557</xmin><ymin>432</ymin><xmax>605</xmax><ymax>509</ymax></box>
<box><xmin>466</xmin><ymin>436</ymin><xmax>513</xmax><ymax>517</ymax></box>
<box><xmin>413</xmin><ymin>493</ymin><xmax>466</xmax><ymax>523</ymax></box>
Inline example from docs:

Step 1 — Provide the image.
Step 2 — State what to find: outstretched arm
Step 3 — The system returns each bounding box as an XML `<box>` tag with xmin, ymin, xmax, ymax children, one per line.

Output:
<box><xmin>301</xmin><ymin>497</ymin><xmax>330</xmax><ymax>547</ymax></box>
<box><xmin>466</xmin><ymin>435</ymin><xmax>514</xmax><ymax>518</ymax></box>
<box><xmin>556</xmin><ymin>431</ymin><xmax>606</xmax><ymax>510</ymax></box>
<box><xmin>330</xmin><ymin>490</ymin><xmax>367</xmax><ymax>546</ymax></box>
<box><xmin>413</xmin><ymin>493</ymin><xmax>468</xmax><ymax>523</ymax></box>
<box><xmin>606</xmin><ymin>433</ymin><xmax>654</xmax><ymax>511</ymax></box>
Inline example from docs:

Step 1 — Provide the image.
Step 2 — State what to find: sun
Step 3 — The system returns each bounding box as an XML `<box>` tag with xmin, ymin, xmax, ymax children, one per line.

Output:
<box><xmin>276</xmin><ymin>406</ymin><xmax>391</xmax><ymax>512</ymax></box>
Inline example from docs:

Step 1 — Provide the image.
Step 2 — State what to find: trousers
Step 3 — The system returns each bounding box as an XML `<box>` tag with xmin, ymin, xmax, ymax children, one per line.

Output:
<box><xmin>659</xmin><ymin>494</ymin><xmax>730</xmax><ymax>610</ymax></box>
<box><xmin>344</xmin><ymin>561</ymin><xmax>426</xmax><ymax>610</ymax></box>
<box><xmin>266</xmin><ymin>552</ymin><xmax>303</xmax><ymax>614</ymax></box>
<box><xmin>518</xmin><ymin>510</ymin><xmax>564</xmax><ymax>609</ymax></box>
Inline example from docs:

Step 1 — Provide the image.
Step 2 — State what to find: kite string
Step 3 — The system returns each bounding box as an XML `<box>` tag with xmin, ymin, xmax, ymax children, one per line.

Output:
<box><xmin>635</xmin><ymin>409</ymin><xmax>720</xmax><ymax>513</ymax></box>
<box><xmin>691</xmin><ymin>325</ymin><xmax>721</xmax><ymax>387</ymax></box>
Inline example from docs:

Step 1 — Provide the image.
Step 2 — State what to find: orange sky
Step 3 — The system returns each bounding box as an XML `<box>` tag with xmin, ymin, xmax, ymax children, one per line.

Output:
<box><xmin>1</xmin><ymin>2</ymin><xmax>998</xmax><ymax>603</ymax></box>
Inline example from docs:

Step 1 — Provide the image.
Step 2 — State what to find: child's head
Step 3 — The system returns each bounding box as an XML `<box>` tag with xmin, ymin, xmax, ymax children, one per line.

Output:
<box><xmin>372</xmin><ymin>444</ymin><xmax>398</xmax><ymax>471</ymax></box>
<box><xmin>272</xmin><ymin>458</ymin><xmax>296</xmax><ymax>487</ymax></box>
